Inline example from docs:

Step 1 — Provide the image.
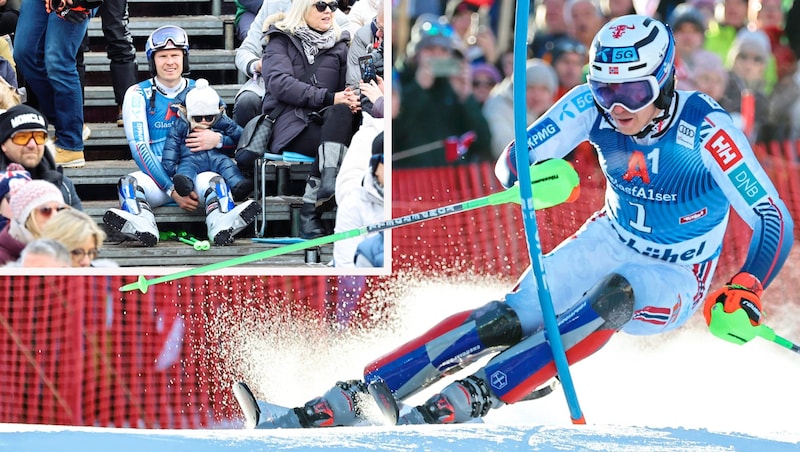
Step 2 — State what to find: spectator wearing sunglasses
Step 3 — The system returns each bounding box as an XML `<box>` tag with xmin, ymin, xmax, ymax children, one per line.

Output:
<box><xmin>0</xmin><ymin>179</ymin><xmax>68</xmax><ymax>265</ymax></box>
<box><xmin>469</xmin><ymin>62</ymin><xmax>501</xmax><ymax>106</ymax></box>
<box><xmin>104</xmin><ymin>25</ymin><xmax>260</xmax><ymax>247</ymax></box>
<box><xmin>0</xmin><ymin>105</ymin><xmax>82</xmax><ymax>210</ymax></box>
<box><xmin>41</xmin><ymin>208</ymin><xmax>116</xmax><ymax>268</ymax></box>
<box><xmin>255</xmin><ymin>0</ymin><xmax>360</xmax><ymax>239</ymax></box>
<box><xmin>162</xmin><ymin>79</ymin><xmax>252</xmax><ymax>203</ymax></box>
<box><xmin>232</xmin><ymin>0</ymin><xmax>351</xmax><ymax>128</ymax></box>
<box><xmin>13</xmin><ymin>0</ymin><xmax>95</xmax><ymax>169</ymax></box>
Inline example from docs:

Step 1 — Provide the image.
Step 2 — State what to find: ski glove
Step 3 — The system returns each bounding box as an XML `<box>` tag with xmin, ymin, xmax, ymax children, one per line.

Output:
<box><xmin>703</xmin><ymin>272</ymin><xmax>764</xmax><ymax>345</ymax></box>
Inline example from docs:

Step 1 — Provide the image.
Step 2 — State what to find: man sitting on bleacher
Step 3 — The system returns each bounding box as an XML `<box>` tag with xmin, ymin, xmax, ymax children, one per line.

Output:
<box><xmin>103</xmin><ymin>25</ymin><xmax>261</xmax><ymax>247</ymax></box>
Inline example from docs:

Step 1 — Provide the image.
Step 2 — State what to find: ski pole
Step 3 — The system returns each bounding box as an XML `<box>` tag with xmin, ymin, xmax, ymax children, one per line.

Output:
<box><xmin>757</xmin><ymin>324</ymin><xmax>800</xmax><ymax>355</ymax></box>
<box><xmin>512</xmin><ymin>0</ymin><xmax>585</xmax><ymax>424</ymax></box>
<box><xmin>177</xmin><ymin>232</ymin><xmax>211</xmax><ymax>251</ymax></box>
<box><xmin>119</xmin><ymin>158</ymin><xmax>580</xmax><ymax>293</ymax></box>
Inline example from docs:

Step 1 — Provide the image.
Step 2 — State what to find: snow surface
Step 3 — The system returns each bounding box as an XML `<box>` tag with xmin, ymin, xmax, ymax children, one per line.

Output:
<box><xmin>2</xmin><ymin>276</ymin><xmax>799</xmax><ymax>451</ymax></box>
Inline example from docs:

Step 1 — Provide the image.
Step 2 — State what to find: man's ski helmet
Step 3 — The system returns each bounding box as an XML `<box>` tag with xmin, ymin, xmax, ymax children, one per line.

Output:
<box><xmin>145</xmin><ymin>25</ymin><xmax>191</xmax><ymax>77</ymax></box>
<box><xmin>587</xmin><ymin>15</ymin><xmax>676</xmax><ymax>113</ymax></box>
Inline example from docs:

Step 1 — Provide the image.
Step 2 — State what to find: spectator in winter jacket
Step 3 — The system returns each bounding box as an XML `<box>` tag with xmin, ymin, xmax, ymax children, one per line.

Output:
<box><xmin>244</xmin><ymin>0</ymin><xmax>360</xmax><ymax>239</ymax></box>
<box><xmin>162</xmin><ymin>79</ymin><xmax>252</xmax><ymax>202</ymax></box>
<box><xmin>333</xmin><ymin>132</ymin><xmax>384</xmax><ymax>268</ymax></box>
<box><xmin>0</xmin><ymin>105</ymin><xmax>82</xmax><ymax>210</ymax></box>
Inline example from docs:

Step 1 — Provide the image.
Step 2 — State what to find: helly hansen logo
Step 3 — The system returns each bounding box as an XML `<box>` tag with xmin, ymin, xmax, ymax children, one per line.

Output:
<box><xmin>706</xmin><ymin>130</ymin><xmax>742</xmax><ymax>170</ymax></box>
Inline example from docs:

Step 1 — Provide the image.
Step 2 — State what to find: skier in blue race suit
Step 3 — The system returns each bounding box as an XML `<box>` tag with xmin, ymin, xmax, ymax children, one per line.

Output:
<box><xmin>102</xmin><ymin>25</ymin><xmax>260</xmax><ymax>247</ymax></box>
<box><xmin>234</xmin><ymin>15</ymin><xmax>794</xmax><ymax>427</ymax></box>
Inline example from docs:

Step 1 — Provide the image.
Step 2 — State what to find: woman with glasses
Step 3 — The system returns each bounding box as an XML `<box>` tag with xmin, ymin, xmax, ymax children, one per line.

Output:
<box><xmin>251</xmin><ymin>0</ymin><xmax>360</xmax><ymax>239</ymax></box>
<box><xmin>0</xmin><ymin>105</ymin><xmax>83</xmax><ymax>210</ymax></box>
<box><xmin>236</xmin><ymin>15</ymin><xmax>793</xmax><ymax>429</ymax></box>
<box><xmin>0</xmin><ymin>179</ymin><xmax>69</xmax><ymax>265</ymax></box>
<box><xmin>41</xmin><ymin>209</ymin><xmax>116</xmax><ymax>268</ymax></box>
<box><xmin>104</xmin><ymin>25</ymin><xmax>260</xmax><ymax>247</ymax></box>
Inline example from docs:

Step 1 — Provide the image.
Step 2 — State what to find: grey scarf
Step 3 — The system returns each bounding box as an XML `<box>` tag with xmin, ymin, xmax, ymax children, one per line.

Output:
<box><xmin>294</xmin><ymin>26</ymin><xmax>336</xmax><ymax>64</ymax></box>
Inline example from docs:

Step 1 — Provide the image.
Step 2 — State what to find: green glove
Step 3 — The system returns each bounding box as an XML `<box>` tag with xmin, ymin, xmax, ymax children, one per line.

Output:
<box><xmin>708</xmin><ymin>303</ymin><xmax>773</xmax><ymax>345</ymax></box>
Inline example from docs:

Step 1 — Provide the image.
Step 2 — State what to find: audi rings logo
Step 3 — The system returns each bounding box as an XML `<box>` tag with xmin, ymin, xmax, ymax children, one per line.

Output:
<box><xmin>490</xmin><ymin>371</ymin><xmax>508</xmax><ymax>390</ymax></box>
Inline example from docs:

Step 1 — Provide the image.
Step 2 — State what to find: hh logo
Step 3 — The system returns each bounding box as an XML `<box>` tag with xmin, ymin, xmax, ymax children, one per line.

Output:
<box><xmin>705</xmin><ymin>130</ymin><xmax>742</xmax><ymax>171</ymax></box>
<box><xmin>610</xmin><ymin>24</ymin><xmax>635</xmax><ymax>38</ymax></box>
<box><xmin>623</xmin><ymin>150</ymin><xmax>650</xmax><ymax>183</ymax></box>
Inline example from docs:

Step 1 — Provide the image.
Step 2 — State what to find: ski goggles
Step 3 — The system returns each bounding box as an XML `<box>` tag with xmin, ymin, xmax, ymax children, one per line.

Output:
<box><xmin>149</xmin><ymin>25</ymin><xmax>189</xmax><ymax>50</ymax></box>
<box><xmin>10</xmin><ymin>130</ymin><xmax>48</xmax><ymax>145</ymax></box>
<box><xmin>588</xmin><ymin>76</ymin><xmax>660</xmax><ymax>113</ymax></box>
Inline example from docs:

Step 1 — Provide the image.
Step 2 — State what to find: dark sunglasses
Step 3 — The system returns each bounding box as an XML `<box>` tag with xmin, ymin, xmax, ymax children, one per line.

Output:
<box><xmin>192</xmin><ymin>115</ymin><xmax>217</xmax><ymax>122</ymax></box>
<box><xmin>472</xmin><ymin>79</ymin><xmax>496</xmax><ymax>88</ymax></box>
<box><xmin>36</xmin><ymin>205</ymin><xmax>69</xmax><ymax>218</ymax></box>
<box><xmin>313</xmin><ymin>1</ymin><xmax>338</xmax><ymax>12</ymax></box>
<box><xmin>10</xmin><ymin>130</ymin><xmax>48</xmax><ymax>146</ymax></box>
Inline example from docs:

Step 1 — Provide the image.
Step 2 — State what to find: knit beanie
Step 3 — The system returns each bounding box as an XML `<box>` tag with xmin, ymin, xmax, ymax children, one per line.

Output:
<box><xmin>0</xmin><ymin>163</ymin><xmax>32</xmax><ymax>201</ymax></box>
<box><xmin>0</xmin><ymin>104</ymin><xmax>47</xmax><ymax>144</ymax></box>
<box><xmin>11</xmin><ymin>179</ymin><xmax>64</xmax><ymax>226</ymax></box>
<box><xmin>185</xmin><ymin>78</ymin><xmax>221</xmax><ymax>117</ymax></box>
<box><xmin>526</xmin><ymin>58</ymin><xmax>558</xmax><ymax>93</ymax></box>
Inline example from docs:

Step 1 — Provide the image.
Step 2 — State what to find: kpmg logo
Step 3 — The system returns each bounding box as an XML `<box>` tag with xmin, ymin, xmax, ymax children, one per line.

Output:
<box><xmin>596</xmin><ymin>46</ymin><xmax>639</xmax><ymax>63</ymax></box>
<box><xmin>527</xmin><ymin>118</ymin><xmax>560</xmax><ymax>148</ymax></box>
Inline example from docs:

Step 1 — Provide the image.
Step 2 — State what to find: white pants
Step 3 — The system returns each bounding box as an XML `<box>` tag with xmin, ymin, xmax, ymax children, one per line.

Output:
<box><xmin>129</xmin><ymin>171</ymin><xmax>218</xmax><ymax>208</ymax></box>
<box><xmin>505</xmin><ymin>213</ymin><xmax>719</xmax><ymax>336</ymax></box>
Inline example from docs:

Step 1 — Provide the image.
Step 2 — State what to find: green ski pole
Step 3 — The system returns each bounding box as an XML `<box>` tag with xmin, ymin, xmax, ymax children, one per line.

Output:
<box><xmin>120</xmin><ymin>158</ymin><xmax>580</xmax><ymax>293</ymax></box>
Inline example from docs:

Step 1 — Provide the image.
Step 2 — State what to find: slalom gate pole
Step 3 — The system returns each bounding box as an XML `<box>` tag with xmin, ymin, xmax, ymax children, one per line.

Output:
<box><xmin>119</xmin><ymin>159</ymin><xmax>579</xmax><ymax>293</ymax></box>
<box><xmin>513</xmin><ymin>0</ymin><xmax>586</xmax><ymax>424</ymax></box>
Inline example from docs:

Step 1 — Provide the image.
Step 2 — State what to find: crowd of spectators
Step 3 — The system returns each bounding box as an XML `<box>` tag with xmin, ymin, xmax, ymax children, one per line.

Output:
<box><xmin>390</xmin><ymin>0</ymin><xmax>800</xmax><ymax>170</ymax></box>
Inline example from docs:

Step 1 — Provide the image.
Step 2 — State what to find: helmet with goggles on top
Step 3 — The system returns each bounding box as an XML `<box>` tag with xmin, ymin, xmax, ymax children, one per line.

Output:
<box><xmin>587</xmin><ymin>15</ymin><xmax>676</xmax><ymax>134</ymax></box>
<box><xmin>145</xmin><ymin>25</ymin><xmax>191</xmax><ymax>77</ymax></box>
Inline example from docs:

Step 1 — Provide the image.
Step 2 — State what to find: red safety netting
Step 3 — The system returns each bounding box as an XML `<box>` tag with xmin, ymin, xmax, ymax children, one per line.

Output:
<box><xmin>0</xmin><ymin>141</ymin><xmax>798</xmax><ymax>428</ymax></box>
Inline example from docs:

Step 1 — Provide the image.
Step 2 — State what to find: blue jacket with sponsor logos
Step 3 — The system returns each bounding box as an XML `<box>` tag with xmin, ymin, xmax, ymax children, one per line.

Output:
<box><xmin>496</xmin><ymin>84</ymin><xmax>793</xmax><ymax>288</ymax></box>
<box><xmin>122</xmin><ymin>78</ymin><xmax>197</xmax><ymax>191</ymax></box>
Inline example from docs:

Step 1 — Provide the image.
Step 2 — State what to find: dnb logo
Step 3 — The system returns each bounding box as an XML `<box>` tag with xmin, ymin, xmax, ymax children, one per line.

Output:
<box><xmin>596</xmin><ymin>46</ymin><xmax>639</xmax><ymax>64</ymax></box>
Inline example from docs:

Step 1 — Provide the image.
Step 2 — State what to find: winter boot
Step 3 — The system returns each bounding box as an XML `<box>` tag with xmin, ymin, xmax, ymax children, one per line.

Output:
<box><xmin>300</xmin><ymin>176</ymin><xmax>324</xmax><ymax>239</ymax></box>
<box><xmin>273</xmin><ymin>380</ymin><xmax>370</xmax><ymax>428</ymax></box>
<box><xmin>102</xmin><ymin>175</ymin><xmax>159</xmax><ymax>246</ymax></box>
<box><xmin>315</xmin><ymin>141</ymin><xmax>347</xmax><ymax>206</ymax></box>
<box><xmin>231</xmin><ymin>178</ymin><xmax>255</xmax><ymax>202</ymax></box>
<box><xmin>205</xmin><ymin>176</ymin><xmax>261</xmax><ymax>245</ymax></box>
<box><xmin>398</xmin><ymin>374</ymin><xmax>501</xmax><ymax>425</ymax></box>
<box><xmin>172</xmin><ymin>174</ymin><xmax>194</xmax><ymax>197</ymax></box>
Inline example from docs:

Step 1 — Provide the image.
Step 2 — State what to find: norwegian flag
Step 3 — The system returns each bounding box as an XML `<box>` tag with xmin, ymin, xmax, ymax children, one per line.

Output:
<box><xmin>609</xmin><ymin>66</ymin><xmax>619</xmax><ymax>75</ymax></box>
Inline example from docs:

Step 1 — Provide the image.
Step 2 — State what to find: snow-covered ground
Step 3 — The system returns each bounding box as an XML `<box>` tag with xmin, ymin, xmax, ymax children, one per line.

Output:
<box><xmin>2</xmin><ymin>276</ymin><xmax>799</xmax><ymax>451</ymax></box>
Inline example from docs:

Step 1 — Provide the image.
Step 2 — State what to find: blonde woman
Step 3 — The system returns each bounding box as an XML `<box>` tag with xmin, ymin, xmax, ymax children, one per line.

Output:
<box><xmin>0</xmin><ymin>179</ymin><xmax>68</xmax><ymax>265</ymax></box>
<box><xmin>246</xmin><ymin>0</ymin><xmax>360</xmax><ymax>239</ymax></box>
<box><xmin>41</xmin><ymin>209</ymin><xmax>114</xmax><ymax>268</ymax></box>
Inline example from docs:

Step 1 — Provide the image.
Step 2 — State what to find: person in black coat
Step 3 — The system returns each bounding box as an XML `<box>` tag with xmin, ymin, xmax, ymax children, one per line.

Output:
<box><xmin>256</xmin><ymin>0</ymin><xmax>360</xmax><ymax>238</ymax></box>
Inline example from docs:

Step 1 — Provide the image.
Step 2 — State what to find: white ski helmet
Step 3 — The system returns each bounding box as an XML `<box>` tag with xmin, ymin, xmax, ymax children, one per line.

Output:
<box><xmin>587</xmin><ymin>15</ymin><xmax>676</xmax><ymax>113</ymax></box>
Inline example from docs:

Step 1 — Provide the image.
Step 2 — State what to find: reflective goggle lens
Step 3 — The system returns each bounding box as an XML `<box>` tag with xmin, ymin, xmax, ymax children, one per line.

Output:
<box><xmin>589</xmin><ymin>78</ymin><xmax>658</xmax><ymax>113</ymax></box>
<box><xmin>149</xmin><ymin>26</ymin><xmax>188</xmax><ymax>50</ymax></box>
<box><xmin>11</xmin><ymin>130</ymin><xmax>47</xmax><ymax>145</ymax></box>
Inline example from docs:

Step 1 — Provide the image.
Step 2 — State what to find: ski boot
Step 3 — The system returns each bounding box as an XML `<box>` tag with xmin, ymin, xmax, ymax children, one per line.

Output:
<box><xmin>399</xmin><ymin>375</ymin><xmax>501</xmax><ymax>425</ymax></box>
<box><xmin>204</xmin><ymin>176</ymin><xmax>260</xmax><ymax>245</ymax></box>
<box><xmin>103</xmin><ymin>175</ymin><xmax>159</xmax><ymax>246</ymax></box>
